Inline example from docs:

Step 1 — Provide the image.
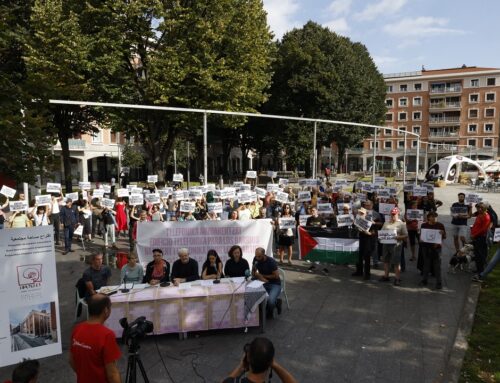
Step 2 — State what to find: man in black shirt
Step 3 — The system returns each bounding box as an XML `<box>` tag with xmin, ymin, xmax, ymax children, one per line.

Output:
<box><xmin>305</xmin><ymin>207</ymin><xmax>326</xmax><ymax>227</ymax></box>
<box><xmin>171</xmin><ymin>248</ymin><xmax>199</xmax><ymax>286</ymax></box>
<box><xmin>252</xmin><ymin>247</ymin><xmax>281</xmax><ymax>318</ymax></box>
<box><xmin>450</xmin><ymin>192</ymin><xmax>471</xmax><ymax>253</ymax></box>
<box><xmin>60</xmin><ymin>198</ymin><xmax>79</xmax><ymax>254</ymax></box>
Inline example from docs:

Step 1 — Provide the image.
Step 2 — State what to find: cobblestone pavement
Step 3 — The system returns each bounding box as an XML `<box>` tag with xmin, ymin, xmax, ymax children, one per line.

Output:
<box><xmin>1</xmin><ymin>183</ymin><xmax>497</xmax><ymax>383</ymax></box>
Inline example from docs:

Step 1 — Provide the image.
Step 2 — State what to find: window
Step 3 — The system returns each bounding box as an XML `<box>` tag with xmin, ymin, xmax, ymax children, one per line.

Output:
<box><xmin>385</xmin><ymin>98</ymin><xmax>393</xmax><ymax>107</ymax></box>
<box><xmin>110</xmin><ymin>131</ymin><xmax>118</xmax><ymax>143</ymax></box>
<box><xmin>469</xmin><ymin>94</ymin><xmax>479</xmax><ymax>103</ymax></box>
<box><xmin>369</xmin><ymin>141</ymin><xmax>379</xmax><ymax>149</ymax></box>
<box><xmin>412</xmin><ymin>140</ymin><xmax>418</xmax><ymax>148</ymax></box>
<box><xmin>398</xmin><ymin>140</ymin><xmax>405</xmax><ymax>149</ymax></box>
<box><xmin>412</xmin><ymin>126</ymin><xmax>421</xmax><ymax>134</ymax></box>
<box><xmin>414</xmin><ymin>83</ymin><xmax>422</xmax><ymax>91</ymax></box>
<box><xmin>468</xmin><ymin>124</ymin><xmax>477</xmax><ymax>133</ymax></box>
<box><xmin>399</xmin><ymin>84</ymin><xmax>408</xmax><ymax>92</ymax></box>
<box><xmin>384</xmin><ymin>141</ymin><xmax>392</xmax><ymax>149</ymax></box>
<box><xmin>468</xmin><ymin>139</ymin><xmax>476</xmax><ymax>147</ymax></box>
<box><xmin>399</xmin><ymin>98</ymin><xmax>408</xmax><ymax>107</ymax></box>
<box><xmin>92</xmin><ymin>129</ymin><xmax>102</xmax><ymax>143</ymax></box>
<box><xmin>486</xmin><ymin>92</ymin><xmax>496</xmax><ymax>102</ymax></box>
<box><xmin>487</xmin><ymin>78</ymin><xmax>496</xmax><ymax>86</ymax></box>
<box><xmin>469</xmin><ymin>109</ymin><xmax>478</xmax><ymax>118</ymax></box>
<box><xmin>484</xmin><ymin>138</ymin><xmax>493</xmax><ymax>148</ymax></box>
<box><xmin>413</xmin><ymin>97</ymin><xmax>422</xmax><ymax>106</ymax></box>
<box><xmin>385</xmin><ymin>113</ymin><xmax>393</xmax><ymax>122</ymax></box>
<box><xmin>485</xmin><ymin>108</ymin><xmax>495</xmax><ymax>118</ymax></box>
<box><xmin>413</xmin><ymin>111</ymin><xmax>422</xmax><ymax>121</ymax></box>
<box><xmin>398</xmin><ymin>112</ymin><xmax>407</xmax><ymax>121</ymax></box>
<box><xmin>470</xmin><ymin>79</ymin><xmax>479</xmax><ymax>87</ymax></box>
<box><xmin>385</xmin><ymin>128</ymin><xmax>392</xmax><ymax>136</ymax></box>
<box><xmin>387</xmin><ymin>85</ymin><xmax>393</xmax><ymax>93</ymax></box>
<box><xmin>484</xmin><ymin>123</ymin><xmax>494</xmax><ymax>133</ymax></box>
<box><xmin>398</xmin><ymin>126</ymin><xmax>406</xmax><ymax>136</ymax></box>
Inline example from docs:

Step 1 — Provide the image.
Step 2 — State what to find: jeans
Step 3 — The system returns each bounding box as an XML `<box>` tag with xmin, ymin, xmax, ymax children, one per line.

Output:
<box><xmin>104</xmin><ymin>224</ymin><xmax>116</xmax><ymax>246</ymax></box>
<box><xmin>64</xmin><ymin>225</ymin><xmax>74</xmax><ymax>252</ymax></box>
<box><xmin>421</xmin><ymin>246</ymin><xmax>442</xmax><ymax>284</ymax></box>
<box><xmin>51</xmin><ymin>213</ymin><xmax>60</xmax><ymax>242</ymax></box>
<box><xmin>473</xmin><ymin>236</ymin><xmax>488</xmax><ymax>274</ymax></box>
<box><xmin>480</xmin><ymin>247</ymin><xmax>500</xmax><ymax>279</ymax></box>
<box><xmin>0</xmin><ymin>222</ymin><xmax>4</xmax><ymax>230</ymax></box>
<box><xmin>263</xmin><ymin>282</ymin><xmax>281</xmax><ymax>316</ymax></box>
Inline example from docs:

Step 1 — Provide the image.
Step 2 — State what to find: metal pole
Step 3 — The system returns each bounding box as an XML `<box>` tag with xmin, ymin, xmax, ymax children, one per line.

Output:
<box><xmin>187</xmin><ymin>141</ymin><xmax>190</xmax><ymax>189</ymax></box>
<box><xmin>203</xmin><ymin>113</ymin><xmax>208</xmax><ymax>185</ymax></box>
<box><xmin>415</xmin><ymin>138</ymin><xmax>420</xmax><ymax>185</ymax></box>
<box><xmin>174</xmin><ymin>149</ymin><xmax>177</xmax><ymax>174</ymax></box>
<box><xmin>345</xmin><ymin>151</ymin><xmax>348</xmax><ymax>174</ymax></box>
<box><xmin>313</xmin><ymin>121</ymin><xmax>317</xmax><ymax>179</ymax></box>
<box><xmin>403</xmin><ymin>132</ymin><xmax>407</xmax><ymax>185</ymax></box>
<box><xmin>424</xmin><ymin>143</ymin><xmax>428</xmax><ymax>172</ymax></box>
<box><xmin>372</xmin><ymin>128</ymin><xmax>377</xmax><ymax>182</ymax></box>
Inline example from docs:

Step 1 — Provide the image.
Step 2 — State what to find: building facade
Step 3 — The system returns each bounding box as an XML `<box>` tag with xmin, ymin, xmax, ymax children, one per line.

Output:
<box><xmin>346</xmin><ymin>66</ymin><xmax>500</xmax><ymax>172</ymax></box>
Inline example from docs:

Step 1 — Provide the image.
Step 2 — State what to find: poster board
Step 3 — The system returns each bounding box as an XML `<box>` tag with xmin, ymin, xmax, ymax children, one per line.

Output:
<box><xmin>46</xmin><ymin>183</ymin><xmax>61</xmax><ymax>194</ymax></box>
<box><xmin>420</xmin><ymin>228</ymin><xmax>442</xmax><ymax>244</ymax></box>
<box><xmin>0</xmin><ymin>185</ymin><xmax>16</xmax><ymax>198</ymax></box>
<box><xmin>147</xmin><ymin>175</ymin><xmax>158</xmax><ymax>183</ymax></box>
<box><xmin>378</xmin><ymin>229</ymin><xmax>397</xmax><ymax>244</ymax></box>
<box><xmin>35</xmin><ymin>195</ymin><xmax>52</xmax><ymax>207</ymax></box>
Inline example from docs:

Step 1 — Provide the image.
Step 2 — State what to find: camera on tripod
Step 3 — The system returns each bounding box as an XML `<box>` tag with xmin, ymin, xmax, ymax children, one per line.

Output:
<box><xmin>120</xmin><ymin>316</ymin><xmax>154</xmax><ymax>346</ymax></box>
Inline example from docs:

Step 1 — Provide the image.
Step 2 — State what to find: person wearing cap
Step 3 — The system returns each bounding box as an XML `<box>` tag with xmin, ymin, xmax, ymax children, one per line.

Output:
<box><xmin>379</xmin><ymin>207</ymin><xmax>408</xmax><ymax>286</ymax></box>
<box><xmin>419</xmin><ymin>211</ymin><xmax>446</xmax><ymax>289</ymax></box>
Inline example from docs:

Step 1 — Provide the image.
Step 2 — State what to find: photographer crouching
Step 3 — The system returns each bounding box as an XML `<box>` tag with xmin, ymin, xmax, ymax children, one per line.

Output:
<box><xmin>222</xmin><ymin>337</ymin><xmax>297</xmax><ymax>383</ymax></box>
<box><xmin>69</xmin><ymin>293</ymin><xmax>121</xmax><ymax>383</ymax></box>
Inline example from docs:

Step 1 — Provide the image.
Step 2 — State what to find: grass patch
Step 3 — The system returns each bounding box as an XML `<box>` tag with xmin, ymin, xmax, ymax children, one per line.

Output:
<box><xmin>460</xmin><ymin>247</ymin><xmax>500</xmax><ymax>383</ymax></box>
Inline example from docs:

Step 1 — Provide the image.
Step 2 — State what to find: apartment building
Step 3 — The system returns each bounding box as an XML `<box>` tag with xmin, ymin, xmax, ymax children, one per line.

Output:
<box><xmin>346</xmin><ymin>66</ymin><xmax>500</xmax><ymax>172</ymax></box>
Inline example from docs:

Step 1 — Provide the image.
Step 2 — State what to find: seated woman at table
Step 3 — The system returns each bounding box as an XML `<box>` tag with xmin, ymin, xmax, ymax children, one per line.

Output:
<box><xmin>201</xmin><ymin>249</ymin><xmax>223</xmax><ymax>280</ymax></box>
<box><xmin>120</xmin><ymin>253</ymin><xmax>144</xmax><ymax>284</ymax></box>
<box><xmin>143</xmin><ymin>248</ymin><xmax>170</xmax><ymax>285</ymax></box>
<box><xmin>224</xmin><ymin>245</ymin><xmax>250</xmax><ymax>278</ymax></box>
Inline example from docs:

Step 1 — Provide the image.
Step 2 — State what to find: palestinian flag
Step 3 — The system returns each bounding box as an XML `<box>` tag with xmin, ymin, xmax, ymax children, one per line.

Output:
<box><xmin>299</xmin><ymin>226</ymin><xmax>359</xmax><ymax>264</ymax></box>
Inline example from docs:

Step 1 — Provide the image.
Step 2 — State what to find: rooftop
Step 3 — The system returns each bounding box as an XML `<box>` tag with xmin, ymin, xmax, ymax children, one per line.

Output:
<box><xmin>384</xmin><ymin>66</ymin><xmax>500</xmax><ymax>79</ymax></box>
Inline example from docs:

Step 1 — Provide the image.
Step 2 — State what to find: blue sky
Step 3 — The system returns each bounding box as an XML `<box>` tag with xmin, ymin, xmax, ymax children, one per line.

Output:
<box><xmin>263</xmin><ymin>0</ymin><xmax>500</xmax><ymax>74</ymax></box>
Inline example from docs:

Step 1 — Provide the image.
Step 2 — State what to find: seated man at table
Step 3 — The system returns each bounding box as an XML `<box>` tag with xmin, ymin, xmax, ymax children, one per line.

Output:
<box><xmin>252</xmin><ymin>247</ymin><xmax>282</xmax><ymax>318</ymax></box>
<box><xmin>171</xmin><ymin>248</ymin><xmax>199</xmax><ymax>286</ymax></box>
<box><xmin>83</xmin><ymin>253</ymin><xmax>112</xmax><ymax>297</ymax></box>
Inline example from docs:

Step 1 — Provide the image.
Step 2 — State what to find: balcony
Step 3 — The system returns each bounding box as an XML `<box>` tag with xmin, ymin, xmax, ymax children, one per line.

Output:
<box><xmin>53</xmin><ymin>139</ymin><xmax>86</xmax><ymax>150</ymax></box>
<box><xmin>430</xmin><ymin>85</ymin><xmax>462</xmax><ymax>94</ymax></box>
<box><xmin>428</xmin><ymin>131</ymin><xmax>459</xmax><ymax>138</ymax></box>
<box><xmin>429</xmin><ymin>102</ymin><xmax>461</xmax><ymax>110</ymax></box>
<box><xmin>429</xmin><ymin>116</ymin><xmax>461</xmax><ymax>125</ymax></box>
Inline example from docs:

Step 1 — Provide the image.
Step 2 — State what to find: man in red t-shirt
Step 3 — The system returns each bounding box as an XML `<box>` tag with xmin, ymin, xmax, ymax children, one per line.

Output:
<box><xmin>70</xmin><ymin>293</ymin><xmax>121</xmax><ymax>383</ymax></box>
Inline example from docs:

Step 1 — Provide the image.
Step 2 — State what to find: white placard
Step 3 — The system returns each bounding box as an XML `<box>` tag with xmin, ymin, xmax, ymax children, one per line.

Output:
<box><xmin>275</xmin><ymin>191</ymin><xmax>289</xmax><ymax>204</ymax></box>
<box><xmin>267</xmin><ymin>171</ymin><xmax>278</xmax><ymax>178</ymax></box>
<box><xmin>254</xmin><ymin>187</ymin><xmax>267</xmax><ymax>198</ymax></box>
<box><xmin>128</xmin><ymin>194</ymin><xmax>143</xmax><ymax>206</ymax></box>
<box><xmin>406</xmin><ymin>209</ymin><xmax>424</xmax><ymax>221</ymax></box>
<box><xmin>173</xmin><ymin>173</ymin><xmax>184</xmax><ymax>182</ymax></box>
<box><xmin>35</xmin><ymin>195</ymin><xmax>52</xmax><ymax>207</ymax></box>
<box><xmin>451</xmin><ymin>206</ymin><xmax>469</xmax><ymax>216</ymax></box>
<box><xmin>378</xmin><ymin>203</ymin><xmax>395</xmax><ymax>216</ymax></box>
<box><xmin>188</xmin><ymin>190</ymin><xmax>203</xmax><ymax>200</ymax></box>
<box><xmin>299</xmin><ymin>179</ymin><xmax>320</xmax><ymax>187</ymax></box>
<box><xmin>207</xmin><ymin>202</ymin><xmax>223</xmax><ymax>214</ymax></box>
<box><xmin>279</xmin><ymin>217</ymin><xmax>295</xmax><ymax>229</ymax></box>
<box><xmin>147</xmin><ymin>175</ymin><xmax>158</xmax><ymax>183</ymax></box>
<box><xmin>335</xmin><ymin>179</ymin><xmax>348</xmax><ymax>186</ymax></box>
<box><xmin>374</xmin><ymin>177</ymin><xmax>385</xmax><ymax>185</ymax></box>
<box><xmin>356</xmin><ymin>193</ymin><xmax>367</xmax><ymax>202</ymax></box>
<box><xmin>423</xmin><ymin>183</ymin><xmax>435</xmax><ymax>192</ymax></box>
<box><xmin>0</xmin><ymin>226</ymin><xmax>62</xmax><ymax>367</ymax></box>
<box><xmin>278</xmin><ymin>178</ymin><xmax>289</xmax><ymax>186</ymax></box>
<box><xmin>378</xmin><ymin>229</ymin><xmax>397</xmax><ymax>244</ymax></box>
<box><xmin>403</xmin><ymin>184</ymin><xmax>414</xmax><ymax>193</ymax></box>
<box><xmin>237</xmin><ymin>192</ymin><xmax>254</xmax><ymax>204</ymax></box>
<box><xmin>297</xmin><ymin>191</ymin><xmax>311</xmax><ymax>203</ymax></box>
<box><xmin>266</xmin><ymin>183</ymin><xmax>280</xmax><ymax>193</ymax></box>
<box><xmin>46</xmin><ymin>183</ymin><xmax>61</xmax><ymax>193</ymax></box>
<box><xmin>420</xmin><ymin>228</ymin><xmax>442</xmax><ymax>244</ymax></box>
<box><xmin>78</xmin><ymin>181</ymin><xmax>91</xmax><ymax>190</ymax></box>
<box><xmin>354</xmin><ymin>216</ymin><xmax>372</xmax><ymax>232</ymax></box>
<box><xmin>128</xmin><ymin>187</ymin><xmax>141</xmax><ymax>195</ymax></box>
<box><xmin>180</xmin><ymin>201</ymin><xmax>195</xmax><ymax>213</ymax></box>
<box><xmin>92</xmin><ymin>189</ymin><xmax>104</xmax><ymax>198</ymax></box>
<box><xmin>102</xmin><ymin>185</ymin><xmax>111</xmax><ymax>193</ymax></box>
<box><xmin>336</xmin><ymin>214</ymin><xmax>353</xmax><ymax>227</ymax></box>
<box><xmin>465</xmin><ymin>193</ymin><xmax>480</xmax><ymax>204</ymax></box>
<box><xmin>117</xmin><ymin>188</ymin><xmax>129</xmax><ymax>198</ymax></box>
<box><xmin>299</xmin><ymin>215</ymin><xmax>311</xmax><ymax>226</ymax></box>
<box><xmin>377</xmin><ymin>189</ymin><xmax>390</xmax><ymax>198</ymax></box>
<box><xmin>233</xmin><ymin>182</ymin><xmax>244</xmax><ymax>189</ymax></box>
<box><xmin>240</xmin><ymin>184</ymin><xmax>251</xmax><ymax>191</ymax></box>
<box><xmin>412</xmin><ymin>187</ymin><xmax>428</xmax><ymax>197</ymax></box>
<box><xmin>246</xmin><ymin>170</ymin><xmax>257</xmax><ymax>179</ymax></box>
<box><xmin>158</xmin><ymin>189</ymin><xmax>171</xmax><ymax>198</ymax></box>
<box><xmin>219</xmin><ymin>188</ymin><xmax>236</xmax><ymax>200</ymax></box>
<box><xmin>146</xmin><ymin>193</ymin><xmax>160</xmax><ymax>204</ymax></box>
<box><xmin>0</xmin><ymin>185</ymin><xmax>16</xmax><ymax>198</ymax></box>
<box><xmin>9</xmin><ymin>201</ymin><xmax>29</xmax><ymax>212</ymax></box>
<box><xmin>494</xmin><ymin>228</ymin><xmax>500</xmax><ymax>242</ymax></box>
<box><xmin>102</xmin><ymin>198</ymin><xmax>115</xmax><ymax>209</ymax></box>
<box><xmin>173</xmin><ymin>190</ymin><xmax>186</xmax><ymax>201</ymax></box>
<box><xmin>317</xmin><ymin>203</ymin><xmax>333</xmax><ymax>214</ymax></box>
<box><xmin>126</xmin><ymin>184</ymin><xmax>135</xmax><ymax>192</ymax></box>
<box><xmin>65</xmin><ymin>192</ymin><xmax>78</xmax><ymax>202</ymax></box>
<box><xmin>73</xmin><ymin>225</ymin><xmax>83</xmax><ymax>237</ymax></box>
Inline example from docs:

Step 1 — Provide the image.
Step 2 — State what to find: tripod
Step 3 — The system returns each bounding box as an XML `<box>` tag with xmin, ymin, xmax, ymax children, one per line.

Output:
<box><xmin>125</xmin><ymin>339</ymin><xmax>149</xmax><ymax>383</ymax></box>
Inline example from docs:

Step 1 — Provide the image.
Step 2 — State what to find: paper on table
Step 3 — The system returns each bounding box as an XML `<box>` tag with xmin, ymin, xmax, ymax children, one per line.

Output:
<box><xmin>247</xmin><ymin>280</ymin><xmax>265</xmax><ymax>289</ymax></box>
<box><xmin>178</xmin><ymin>282</ymin><xmax>192</xmax><ymax>290</ymax></box>
<box><xmin>201</xmin><ymin>280</ymin><xmax>215</xmax><ymax>286</ymax></box>
<box><xmin>230</xmin><ymin>277</ymin><xmax>245</xmax><ymax>284</ymax></box>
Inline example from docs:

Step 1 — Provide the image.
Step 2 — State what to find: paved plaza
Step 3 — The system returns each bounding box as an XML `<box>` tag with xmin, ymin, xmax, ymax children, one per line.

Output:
<box><xmin>1</xmin><ymin>183</ymin><xmax>496</xmax><ymax>383</ymax></box>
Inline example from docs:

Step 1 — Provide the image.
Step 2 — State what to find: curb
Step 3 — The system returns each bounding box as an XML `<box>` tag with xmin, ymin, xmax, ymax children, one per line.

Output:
<box><xmin>442</xmin><ymin>281</ymin><xmax>481</xmax><ymax>383</ymax></box>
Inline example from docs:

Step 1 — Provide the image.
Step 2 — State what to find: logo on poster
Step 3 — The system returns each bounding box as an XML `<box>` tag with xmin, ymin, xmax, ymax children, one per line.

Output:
<box><xmin>17</xmin><ymin>264</ymin><xmax>43</xmax><ymax>290</ymax></box>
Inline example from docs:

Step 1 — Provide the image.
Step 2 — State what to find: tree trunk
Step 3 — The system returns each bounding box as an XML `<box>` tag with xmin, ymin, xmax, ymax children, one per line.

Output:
<box><xmin>221</xmin><ymin>139</ymin><xmax>232</xmax><ymax>180</ymax></box>
<box><xmin>338</xmin><ymin>145</ymin><xmax>346</xmax><ymax>174</ymax></box>
<box><xmin>55</xmin><ymin>111</ymin><xmax>73</xmax><ymax>193</ymax></box>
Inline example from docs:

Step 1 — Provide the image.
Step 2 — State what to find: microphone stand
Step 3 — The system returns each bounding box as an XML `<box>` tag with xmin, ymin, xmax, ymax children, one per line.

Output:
<box><xmin>121</xmin><ymin>276</ymin><xmax>130</xmax><ymax>293</ymax></box>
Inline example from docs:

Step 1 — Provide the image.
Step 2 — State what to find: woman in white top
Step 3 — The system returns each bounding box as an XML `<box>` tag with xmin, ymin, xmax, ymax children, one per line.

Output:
<box><xmin>78</xmin><ymin>199</ymin><xmax>93</xmax><ymax>241</ymax></box>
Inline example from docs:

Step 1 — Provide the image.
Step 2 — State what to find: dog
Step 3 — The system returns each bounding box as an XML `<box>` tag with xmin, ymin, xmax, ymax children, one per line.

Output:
<box><xmin>448</xmin><ymin>244</ymin><xmax>475</xmax><ymax>273</ymax></box>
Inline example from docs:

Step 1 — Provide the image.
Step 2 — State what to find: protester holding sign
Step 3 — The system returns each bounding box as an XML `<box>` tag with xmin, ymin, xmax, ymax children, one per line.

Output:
<box><xmin>101</xmin><ymin>207</ymin><xmax>118</xmax><ymax>249</ymax></box>
<box><xmin>405</xmin><ymin>200</ymin><xmax>421</xmax><ymax>262</ymax></box>
<box><xmin>379</xmin><ymin>208</ymin><xmax>408</xmax><ymax>286</ymax></box>
<box><xmin>277</xmin><ymin>204</ymin><xmax>295</xmax><ymax>265</ymax></box>
<box><xmin>353</xmin><ymin>203</ymin><xmax>381</xmax><ymax>280</ymax></box>
<box><xmin>114</xmin><ymin>197</ymin><xmax>128</xmax><ymax>237</ymax></box>
<box><xmin>60</xmin><ymin>199</ymin><xmax>79</xmax><ymax>254</ymax></box>
<box><xmin>77</xmin><ymin>199</ymin><xmax>93</xmax><ymax>242</ymax></box>
<box><xmin>450</xmin><ymin>192</ymin><xmax>472</xmax><ymax>253</ymax></box>
<box><xmin>8</xmin><ymin>210</ymin><xmax>31</xmax><ymax>228</ymax></box>
<box><xmin>419</xmin><ymin>211</ymin><xmax>446</xmax><ymax>289</ymax></box>
<box><xmin>34</xmin><ymin>205</ymin><xmax>51</xmax><ymax>226</ymax></box>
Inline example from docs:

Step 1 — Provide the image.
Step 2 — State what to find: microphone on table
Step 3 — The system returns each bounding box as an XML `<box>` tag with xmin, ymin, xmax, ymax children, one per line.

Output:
<box><xmin>120</xmin><ymin>273</ymin><xmax>130</xmax><ymax>293</ymax></box>
<box><xmin>244</xmin><ymin>269</ymin><xmax>251</xmax><ymax>282</ymax></box>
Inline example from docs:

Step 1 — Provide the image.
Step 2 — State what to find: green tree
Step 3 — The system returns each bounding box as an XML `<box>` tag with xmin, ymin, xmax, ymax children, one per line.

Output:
<box><xmin>266</xmin><ymin>21</ymin><xmax>386</xmax><ymax>171</ymax></box>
